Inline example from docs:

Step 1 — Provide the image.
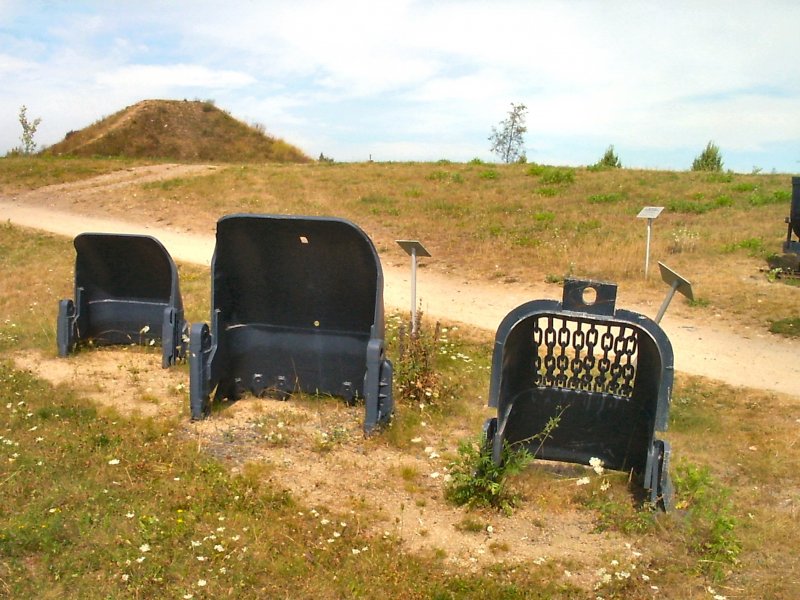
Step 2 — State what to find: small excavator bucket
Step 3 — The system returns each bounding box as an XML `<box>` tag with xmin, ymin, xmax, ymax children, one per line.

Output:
<box><xmin>57</xmin><ymin>233</ymin><xmax>186</xmax><ymax>368</ymax></box>
<box><xmin>483</xmin><ymin>279</ymin><xmax>674</xmax><ymax>509</ymax></box>
<box><xmin>189</xmin><ymin>214</ymin><xmax>393</xmax><ymax>434</ymax></box>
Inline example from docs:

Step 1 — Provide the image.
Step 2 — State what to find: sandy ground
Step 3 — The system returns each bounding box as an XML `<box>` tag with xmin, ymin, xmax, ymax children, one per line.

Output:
<box><xmin>0</xmin><ymin>163</ymin><xmax>797</xmax><ymax>399</ymax></box>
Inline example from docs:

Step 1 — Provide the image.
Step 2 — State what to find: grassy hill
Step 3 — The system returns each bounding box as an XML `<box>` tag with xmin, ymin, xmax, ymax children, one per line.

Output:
<box><xmin>43</xmin><ymin>99</ymin><xmax>310</xmax><ymax>163</ymax></box>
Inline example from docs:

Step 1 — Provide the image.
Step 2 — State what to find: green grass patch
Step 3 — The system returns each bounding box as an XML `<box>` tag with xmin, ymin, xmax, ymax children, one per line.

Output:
<box><xmin>722</xmin><ymin>237</ymin><xmax>765</xmax><ymax>256</ymax></box>
<box><xmin>769</xmin><ymin>317</ymin><xmax>800</xmax><ymax>337</ymax></box>
<box><xmin>587</xmin><ymin>192</ymin><xmax>624</xmax><ymax>204</ymax></box>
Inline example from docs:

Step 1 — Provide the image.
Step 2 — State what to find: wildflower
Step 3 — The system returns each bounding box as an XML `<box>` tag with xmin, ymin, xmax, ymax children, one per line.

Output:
<box><xmin>197</xmin><ymin>579</ymin><xmax>207</xmax><ymax>587</ymax></box>
<box><xmin>429</xmin><ymin>472</ymin><xmax>441</xmax><ymax>479</ymax></box>
<box><xmin>126</xmin><ymin>512</ymin><xmax>135</xmax><ymax>519</ymax></box>
<box><xmin>108</xmin><ymin>459</ymin><xmax>120</xmax><ymax>465</ymax></box>
<box><xmin>589</xmin><ymin>457</ymin><xmax>604</xmax><ymax>475</ymax></box>
<box><xmin>191</xmin><ymin>540</ymin><xmax>201</xmax><ymax>547</ymax></box>
<box><xmin>600</xmin><ymin>480</ymin><xmax>610</xmax><ymax>492</ymax></box>
<box><xmin>136</xmin><ymin>556</ymin><xmax>145</xmax><ymax>563</ymax></box>
<box><xmin>410</xmin><ymin>437</ymin><xmax>423</xmax><ymax>444</ymax></box>
<box><xmin>576</xmin><ymin>477</ymin><xmax>591</xmax><ymax>486</ymax></box>
<box><xmin>121</xmin><ymin>574</ymin><xmax>129</xmax><ymax>582</ymax></box>
<box><xmin>214</xmin><ymin>544</ymin><xmax>225</xmax><ymax>552</ymax></box>
<box><xmin>486</xmin><ymin>525</ymin><xmax>494</xmax><ymax>534</ymax></box>
<box><xmin>139</xmin><ymin>544</ymin><xmax>150</xmax><ymax>553</ymax></box>
<box><xmin>320</xmin><ymin>518</ymin><xmax>330</xmax><ymax>525</ymax></box>
<box><xmin>196</xmin><ymin>556</ymin><xmax>207</xmax><ymax>562</ymax></box>
<box><xmin>352</xmin><ymin>548</ymin><xmax>361</xmax><ymax>555</ymax></box>
<box><xmin>140</xmin><ymin>325</ymin><xmax>150</xmax><ymax>334</ymax></box>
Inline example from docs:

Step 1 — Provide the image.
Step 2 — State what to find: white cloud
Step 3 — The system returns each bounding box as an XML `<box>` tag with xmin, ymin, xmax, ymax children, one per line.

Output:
<box><xmin>95</xmin><ymin>64</ymin><xmax>255</xmax><ymax>91</ymax></box>
<box><xmin>1</xmin><ymin>0</ymin><xmax>799</xmax><ymax>170</ymax></box>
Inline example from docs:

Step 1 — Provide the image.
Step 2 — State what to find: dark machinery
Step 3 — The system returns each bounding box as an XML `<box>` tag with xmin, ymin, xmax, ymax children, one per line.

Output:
<box><xmin>189</xmin><ymin>214</ymin><xmax>393</xmax><ymax>434</ymax></box>
<box><xmin>483</xmin><ymin>279</ymin><xmax>674</xmax><ymax>510</ymax></box>
<box><xmin>57</xmin><ymin>233</ymin><xmax>187</xmax><ymax>367</ymax></box>
<box><xmin>783</xmin><ymin>176</ymin><xmax>800</xmax><ymax>256</ymax></box>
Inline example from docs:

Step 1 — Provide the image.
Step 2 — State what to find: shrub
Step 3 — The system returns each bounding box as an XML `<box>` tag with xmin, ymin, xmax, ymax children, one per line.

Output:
<box><xmin>691</xmin><ymin>141</ymin><xmax>723</xmax><ymax>172</ymax></box>
<box><xmin>593</xmin><ymin>145</ymin><xmax>622</xmax><ymax>169</ymax></box>
<box><xmin>540</xmin><ymin>167</ymin><xmax>575</xmax><ymax>185</ymax></box>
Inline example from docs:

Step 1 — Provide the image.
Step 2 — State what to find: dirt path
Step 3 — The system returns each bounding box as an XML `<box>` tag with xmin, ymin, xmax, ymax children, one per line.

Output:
<box><xmin>1</xmin><ymin>164</ymin><xmax>798</xmax><ymax>399</ymax></box>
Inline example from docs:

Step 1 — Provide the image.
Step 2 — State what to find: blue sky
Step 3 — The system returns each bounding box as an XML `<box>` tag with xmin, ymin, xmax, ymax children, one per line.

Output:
<box><xmin>1</xmin><ymin>0</ymin><xmax>799</xmax><ymax>172</ymax></box>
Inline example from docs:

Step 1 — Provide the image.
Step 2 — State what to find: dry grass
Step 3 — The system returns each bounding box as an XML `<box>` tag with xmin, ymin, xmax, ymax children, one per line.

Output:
<box><xmin>2</xmin><ymin>156</ymin><xmax>797</xmax><ymax>334</ymax></box>
<box><xmin>41</xmin><ymin>99</ymin><xmax>310</xmax><ymax>163</ymax></box>
<box><xmin>7</xmin><ymin>159</ymin><xmax>791</xmax><ymax>332</ymax></box>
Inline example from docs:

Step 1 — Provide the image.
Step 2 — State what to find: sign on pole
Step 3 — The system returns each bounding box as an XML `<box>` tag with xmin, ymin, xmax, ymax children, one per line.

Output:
<box><xmin>637</xmin><ymin>206</ymin><xmax>664</xmax><ymax>278</ymax></box>
<box><xmin>396</xmin><ymin>240</ymin><xmax>431</xmax><ymax>334</ymax></box>
<box><xmin>655</xmin><ymin>262</ymin><xmax>694</xmax><ymax>323</ymax></box>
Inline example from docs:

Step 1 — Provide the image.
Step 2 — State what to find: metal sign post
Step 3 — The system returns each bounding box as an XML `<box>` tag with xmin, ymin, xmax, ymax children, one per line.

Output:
<box><xmin>637</xmin><ymin>206</ymin><xmax>664</xmax><ymax>278</ymax></box>
<box><xmin>396</xmin><ymin>240</ymin><xmax>431</xmax><ymax>334</ymax></box>
<box><xmin>655</xmin><ymin>262</ymin><xmax>694</xmax><ymax>323</ymax></box>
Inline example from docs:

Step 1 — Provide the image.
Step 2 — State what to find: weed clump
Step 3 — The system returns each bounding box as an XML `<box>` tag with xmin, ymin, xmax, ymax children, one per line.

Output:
<box><xmin>445</xmin><ymin>412</ymin><xmax>561</xmax><ymax>514</ymax></box>
<box><xmin>445</xmin><ymin>435</ymin><xmax>533</xmax><ymax>515</ymax></box>
<box><xmin>394</xmin><ymin>310</ymin><xmax>444</xmax><ymax>407</ymax></box>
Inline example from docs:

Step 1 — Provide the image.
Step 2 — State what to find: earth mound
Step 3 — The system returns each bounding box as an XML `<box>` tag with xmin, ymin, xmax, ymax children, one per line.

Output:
<box><xmin>44</xmin><ymin>99</ymin><xmax>309</xmax><ymax>163</ymax></box>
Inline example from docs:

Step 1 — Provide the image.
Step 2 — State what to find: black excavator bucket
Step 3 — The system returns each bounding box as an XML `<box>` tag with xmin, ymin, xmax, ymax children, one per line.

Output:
<box><xmin>783</xmin><ymin>176</ymin><xmax>800</xmax><ymax>256</ymax></box>
<box><xmin>57</xmin><ymin>233</ymin><xmax>187</xmax><ymax>368</ymax></box>
<box><xmin>189</xmin><ymin>214</ymin><xmax>393</xmax><ymax>434</ymax></box>
<box><xmin>483</xmin><ymin>279</ymin><xmax>675</xmax><ymax>510</ymax></box>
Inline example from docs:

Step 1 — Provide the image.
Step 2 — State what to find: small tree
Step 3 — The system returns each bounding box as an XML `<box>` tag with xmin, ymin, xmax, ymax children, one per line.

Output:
<box><xmin>489</xmin><ymin>102</ymin><xmax>527</xmax><ymax>164</ymax></box>
<box><xmin>595</xmin><ymin>145</ymin><xmax>622</xmax><ymax>169</ymax></box>
<box><xmin>18</xmin><ymin>105</ymin><xmax>42</xmax><ymax>155</ymax></box>
<box><xmin>692</xmin><ymin>141</ymin><xmax>723</xmax><ymax>172</ymax></box>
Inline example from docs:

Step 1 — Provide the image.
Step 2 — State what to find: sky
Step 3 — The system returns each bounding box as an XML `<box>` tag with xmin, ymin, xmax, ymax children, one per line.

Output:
<box><xmin>1</xmin><ymin>0</ymin><xmax>799</xmax><ymax>172</ymax></box>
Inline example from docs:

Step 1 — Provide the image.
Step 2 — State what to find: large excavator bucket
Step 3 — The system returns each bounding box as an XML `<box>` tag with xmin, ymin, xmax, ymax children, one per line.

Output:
<box><xmin>189</xmin><ymin>214</ymin><xmax>393</xmax><ymax>434</ymax></box>
<box><xmin>57</xmin><ymin>233</ymin><xmax>187</xmax><ymax>368</ymax></box>
<box><xmin>483</xmin><ymin>279</ymin><xmax>675</xmax><ymax>510</ymax></box>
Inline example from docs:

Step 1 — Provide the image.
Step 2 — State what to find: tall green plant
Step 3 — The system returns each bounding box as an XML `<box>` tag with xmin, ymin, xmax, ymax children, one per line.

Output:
<box><xmin>692</xmin><ymin>141</ymin><xmax>723</xmax><ymax>172</ymax></box>
<box><xmin>18</xmin><ymin>105</ymin><xmax>42</xmax><ymax>155</ymax></box>
<box><xmin>594</xmin><ymin>145</ymin><xmax>622</xmax><ymax>169</ymax></box>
